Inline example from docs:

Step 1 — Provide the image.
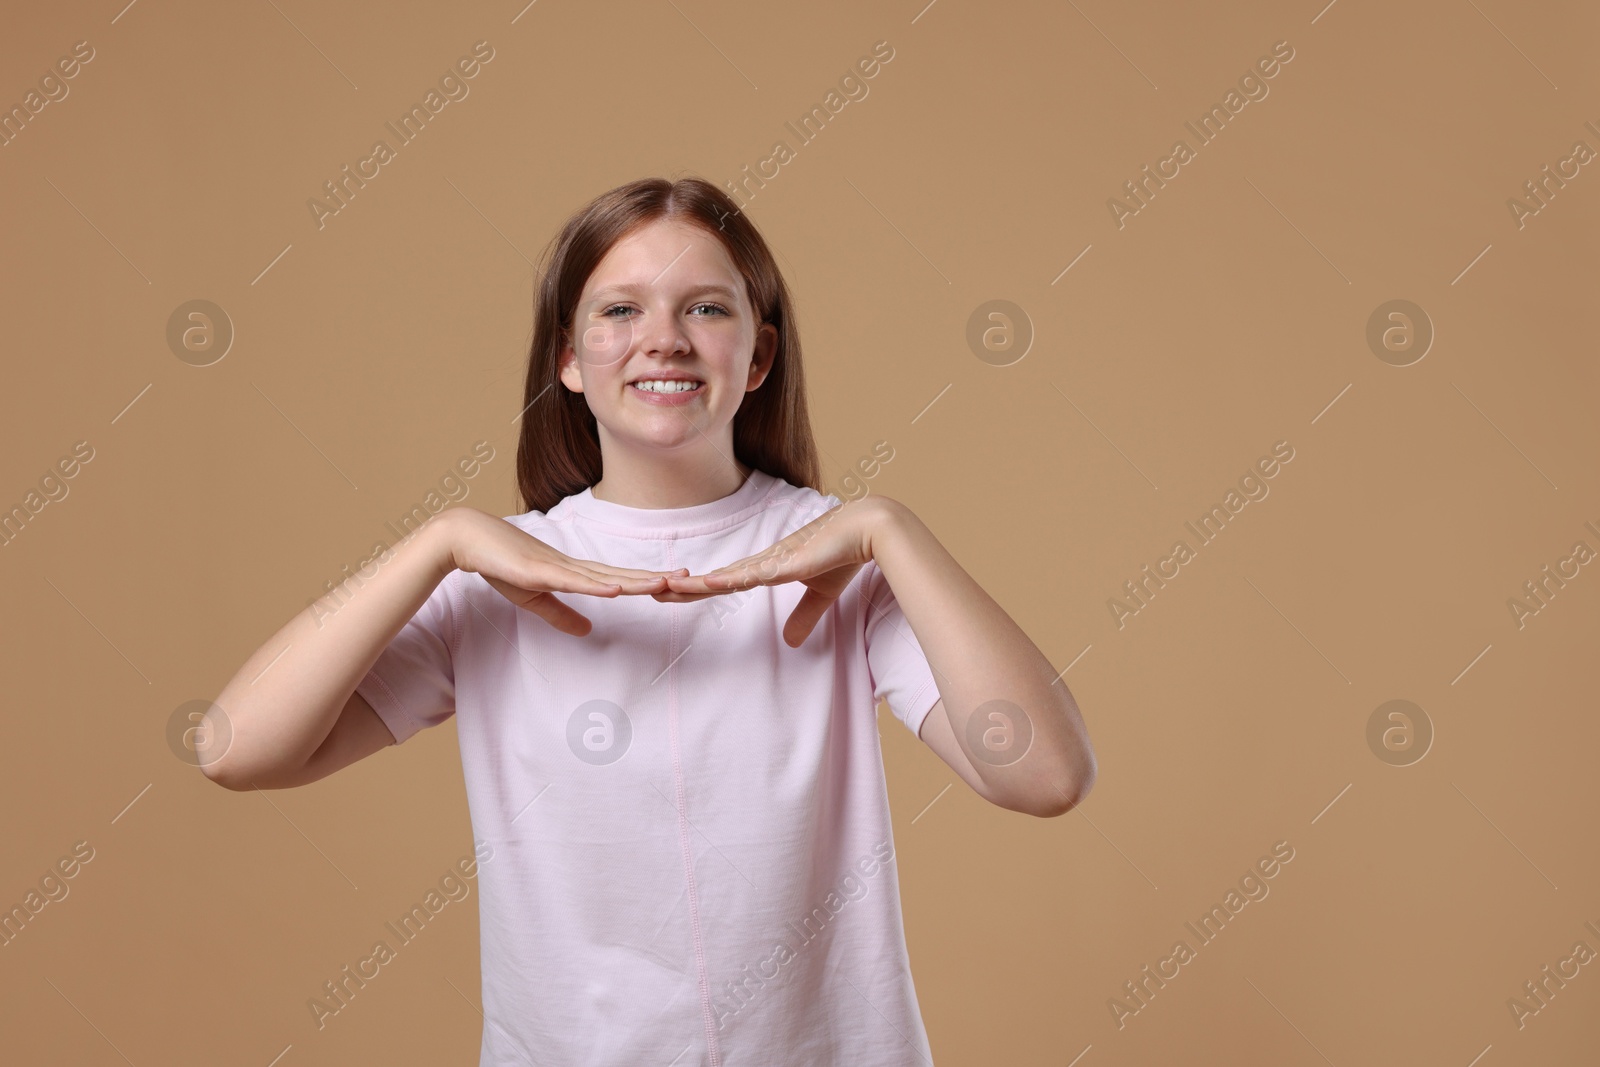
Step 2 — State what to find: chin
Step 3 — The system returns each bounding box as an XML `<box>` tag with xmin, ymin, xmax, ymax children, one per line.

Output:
<box><xmin>607</xmin><ymin>423</ymin><xmax>705</xmax><ymax>448</ymax></box>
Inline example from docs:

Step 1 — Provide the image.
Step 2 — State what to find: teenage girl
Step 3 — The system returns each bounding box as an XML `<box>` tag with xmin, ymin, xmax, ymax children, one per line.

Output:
<box><xmin>206</xmin><ymin>176</ymin><xmax>1096</xmax><ymax>1066</ymax></box>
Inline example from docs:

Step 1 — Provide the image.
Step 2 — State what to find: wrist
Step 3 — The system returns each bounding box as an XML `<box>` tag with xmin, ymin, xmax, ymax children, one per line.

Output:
<box><xmin>860</xmin><ymin>494</ymin><xmax>914</xmax><ymax>565</ymax></box>
<box><xmin>420</xmin><ymin>506</ymin><xmax>473</xmax><ymax>579</ymax></box>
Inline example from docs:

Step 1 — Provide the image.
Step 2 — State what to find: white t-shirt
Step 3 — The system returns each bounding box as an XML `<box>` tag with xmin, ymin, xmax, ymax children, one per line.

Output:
<box><xmin>356</xmin><ymin>467</ymin><xmax>942</xmax><ymax>1065</ymax></box>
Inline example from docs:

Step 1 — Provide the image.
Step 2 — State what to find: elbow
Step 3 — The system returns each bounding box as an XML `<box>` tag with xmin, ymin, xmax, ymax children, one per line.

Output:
<box><xmin>1024</xmin><ymin>750</ymin><xmax>1098</xmax><ymax>819</ymax></box>
<box><xmin>200</xmin><ymin>759</ymin><xmax>249</xmax><ymax>791</ymax></box>
<box><xmin>201</xmin><ymin>752</ymin><xmax>285</xmax><ymax>791</ymax></box>
<box><xmin>1025</xmin><ymin>786</ymin><xmax>1088</xmax><ymax>820</ymax></box>
<box><xmin>192</xmin><ymin>705</ymin><xmax>251</xmax><ymax>790</ymax></box>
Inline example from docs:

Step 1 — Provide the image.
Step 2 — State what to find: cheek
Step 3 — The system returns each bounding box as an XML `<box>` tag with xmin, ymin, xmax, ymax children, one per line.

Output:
<box><xmin>712</xmin><ymin>362</ymin><xmax>752</xmax><ymax>400</ymax></box>
<box><xmin>700</xmin><ymin>328</ymin><xmax>755</xmax><ymax>382</ymax></box>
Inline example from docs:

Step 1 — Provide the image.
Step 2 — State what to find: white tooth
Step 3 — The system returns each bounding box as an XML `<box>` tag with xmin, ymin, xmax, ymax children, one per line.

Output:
<box><xmin>633</xmin><ymin>379</ymin><xmax>700</xmax><ymax>393</ymax></box>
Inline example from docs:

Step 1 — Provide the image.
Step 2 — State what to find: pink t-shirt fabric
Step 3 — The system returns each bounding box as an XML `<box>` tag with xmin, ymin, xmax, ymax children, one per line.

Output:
<box><xmin>356</xmin><ymin>467</ymin><xmax>943</xmax><ymax>1066</ymax></box>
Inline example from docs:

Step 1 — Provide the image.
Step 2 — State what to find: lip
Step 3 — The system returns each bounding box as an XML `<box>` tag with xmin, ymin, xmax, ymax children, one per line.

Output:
<box><xmin>626</xmin><ymin>371</ymin><xmax>704</xmax><ymax>383</ymax></box>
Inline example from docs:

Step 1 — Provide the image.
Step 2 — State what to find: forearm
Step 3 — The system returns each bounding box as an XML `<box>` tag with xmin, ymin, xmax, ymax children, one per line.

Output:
<box><xmin>204</xmin><ymin>512</ymin><xmax>459</xmax><ymax>787</ymax></box>
<box><xmin>867</xmin><ymin>498</ymin><xmax>1096</xmax><ymax>812</ymax></box>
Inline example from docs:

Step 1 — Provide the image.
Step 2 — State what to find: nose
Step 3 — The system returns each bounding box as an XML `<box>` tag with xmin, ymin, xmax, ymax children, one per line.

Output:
<box><xmin>640</xmin><ymin>311</ymin><xmax>690</xmax><ymax>358</ymax></box>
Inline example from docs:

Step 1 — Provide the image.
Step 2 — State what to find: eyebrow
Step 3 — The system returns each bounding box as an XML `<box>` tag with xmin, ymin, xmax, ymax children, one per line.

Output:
<box><xmin>588</xmin><ymin>282</ymin><xmax>741</xmax><ymax>301</ymax></box>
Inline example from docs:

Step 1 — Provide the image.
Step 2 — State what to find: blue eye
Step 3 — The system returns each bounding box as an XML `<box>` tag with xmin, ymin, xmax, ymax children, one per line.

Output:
<box><xmin>601</xmin><ymin>303</ymin><xmax>729</xmax><ymax>318</ymax></box>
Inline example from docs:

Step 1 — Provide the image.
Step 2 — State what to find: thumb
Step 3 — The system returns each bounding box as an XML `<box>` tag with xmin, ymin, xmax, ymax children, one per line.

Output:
<box><xmin>484</xmin><ymin>577</ymin><xmax>594</xmax><ymax>637</ymax></box>
<box><xmin>782</xmin><ymin>587</ymin><xmax>836</xmax><ymax>648</ymax></box>
<box><xmin>525</xmin><ymin>592</ymin><xmax>595</xmax><ymax>637</ymax></box>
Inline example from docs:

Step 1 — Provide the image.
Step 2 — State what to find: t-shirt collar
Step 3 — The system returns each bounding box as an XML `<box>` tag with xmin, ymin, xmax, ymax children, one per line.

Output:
<box><xmin>554</xmin><ymin>466</ymin><xmax>779</xmax><ymax>536</ymax></box>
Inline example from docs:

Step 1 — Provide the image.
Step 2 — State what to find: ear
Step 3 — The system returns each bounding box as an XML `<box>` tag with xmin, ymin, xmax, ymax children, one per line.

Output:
<box><xmin>746</xmin><ymin>322</ymin><xmax>778</xmax><ymax>392</ymax></box>
<box><xmin>557</xmin><ymin>339</ymin><xmax>585</xmax><ymax>393</ymax></box>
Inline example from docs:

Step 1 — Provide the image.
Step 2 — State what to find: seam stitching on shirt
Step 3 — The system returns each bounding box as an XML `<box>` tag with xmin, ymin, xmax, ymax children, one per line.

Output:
<box><xmin>860</xmin><ymin>560</ymin><xmax>941</xmax><ymax>735</ymax></box>
<box><xmin>442</xmin><ymin>570</ymin><xmax>467</xmax><ymax>659</ymax></box>
<box><xmin>901</xmin><ymin>675</ymin><xmax>940</xmax><ymax>736</ymax></box>
<box><xmin>360</xmin><ymin>669</ymin><xmax>418</xmax><ymax>742</ymax></box>
<box><xmin>665</xmin><ymin>540</ymin><xmax>723</xmax><ymax>1064</ymax></box>
<box><xmin>524</xmin><ymin>477</ymin><xmax>802</xmax><ymax>540</ymax></box>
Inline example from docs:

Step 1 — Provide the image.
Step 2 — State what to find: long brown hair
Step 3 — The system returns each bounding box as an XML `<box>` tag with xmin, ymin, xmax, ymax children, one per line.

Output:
<box><xmin>514</xmin><ymin>176</ymin><xmax>821</xmax><ymax>515</ymax></box>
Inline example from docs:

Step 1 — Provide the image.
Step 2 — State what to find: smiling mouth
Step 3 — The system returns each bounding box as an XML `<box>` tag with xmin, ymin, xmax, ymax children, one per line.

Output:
<box><xmin>630</xmin><ymin>380</ymin><xmax>704</xmax><ymax>394</ymax></box>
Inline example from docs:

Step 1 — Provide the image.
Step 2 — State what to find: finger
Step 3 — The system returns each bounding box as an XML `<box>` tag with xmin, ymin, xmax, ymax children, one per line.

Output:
<box><xmin>782</xmin><ymin>588</ymin><xmax>837</xmax><ymax>647</ymax></box>
<box><xmin>560</xmin><ymin>563</ymin><xmax>672</xmax><ymax>598</ymax></box>
<box><xmin>662</xmin><ymin>575</ymin><xmax>711</xmax><ymax>596</ymax></box>
<box><xmin>538</xmin><ymin>564</ymin><xmax>673</xmax><ymax>596</ymax></box>
<box><xmin>654</xmin><ymin>575</ymin><xmax>733</xmax><ymax>599</ymax></box>
<box><xmin>678</xmin><ymin>545</ymin><xmax>782</xmax><ymax>585</ymax></box>
<box><xmin>483</xmin><ymin>578</ymin><xmax>595</xmax><ymax>635</ymax></box>
<box><xmin>651</xmin><ymin>587</ymin><xmax>727</xmax><ymax>603</ymax></box>
<box><xmin>570</xmin><ymin>559</ymin><xmax>690</xmax><ymax>581</ymax></box>
<box><xmin>563</xmin><ymin>563</ymin><xmax>693</xmax><ymax>594</ymax></box>
<box><xmin>701</xmin><ymin>553</ymin><xmax>794</xmax><ymax>592</ymax></box>
<box><xmin>492</xmin><ymin>565</ymin><xmax>627</xmax><ymax>600</ymax></box>
<box><xmin>523</xmin><ymin>592</ymin><xmax>594</xmax><ymax>637</ymax></box>
<box><xmin>663</xmin><ymin>571</ymin><xmax>762</xmax><ymax>596</ymax></box>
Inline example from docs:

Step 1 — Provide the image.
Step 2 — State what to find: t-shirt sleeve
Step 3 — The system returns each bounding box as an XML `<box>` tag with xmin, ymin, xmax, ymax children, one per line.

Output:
<box><xmin>860</xmin><ymin>558</ymin><xmax>942</xmax><ymax>739</ymax></box>
<box><xmin>354</xmin><ymin>570</ymin><xmax>462</xmax><ymax>745</ymax></box>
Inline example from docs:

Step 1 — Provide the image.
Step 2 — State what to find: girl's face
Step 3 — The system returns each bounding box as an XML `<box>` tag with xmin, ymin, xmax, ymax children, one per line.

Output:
<box><xmin>559</xmin><ymin>217</ymin><xmax>776</xmax><ymax>463</ymax></box>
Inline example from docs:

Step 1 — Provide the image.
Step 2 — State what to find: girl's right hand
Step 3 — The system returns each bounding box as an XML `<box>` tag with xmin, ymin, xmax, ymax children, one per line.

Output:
<box><xmin>440</xmin><ymin>507</ymin><xmax>686</xmax><ymax>636</ymax></box>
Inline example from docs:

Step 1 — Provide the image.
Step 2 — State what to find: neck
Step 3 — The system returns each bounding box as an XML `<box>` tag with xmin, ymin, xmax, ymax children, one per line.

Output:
<box><xmin>590</xmin><ymin>443</ymin><xmax>752</xmax><ymax>509</ymax></box>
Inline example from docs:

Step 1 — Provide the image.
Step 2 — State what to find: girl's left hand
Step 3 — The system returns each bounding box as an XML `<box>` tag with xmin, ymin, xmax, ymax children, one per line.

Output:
<box><xmin>655</xmin><ymin>497</ymin><xmax>889</xmax><ymax>647</ymax></box>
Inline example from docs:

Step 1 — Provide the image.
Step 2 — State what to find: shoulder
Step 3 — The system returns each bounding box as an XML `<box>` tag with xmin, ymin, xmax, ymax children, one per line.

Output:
<box><xmin>499</xmin><ymin>508</ymin><xmax>563</xmax><ymax>537</ymax></box>
<box><xmin>757</xmin><ymin>473</ymin><xmax>842</xmax><ymax>526</ymax></box>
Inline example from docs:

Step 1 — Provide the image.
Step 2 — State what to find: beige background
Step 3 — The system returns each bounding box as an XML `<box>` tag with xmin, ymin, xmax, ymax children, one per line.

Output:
<box><xmin>2</xmin><ymin>0</ymin><xmax>1596</xmax><ymax>1063</ymax></box>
